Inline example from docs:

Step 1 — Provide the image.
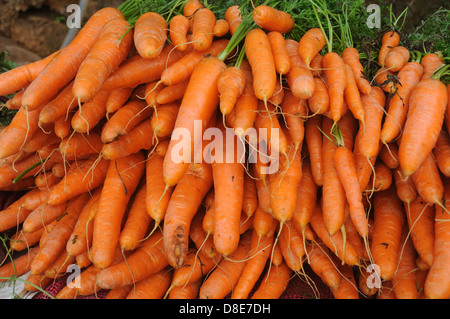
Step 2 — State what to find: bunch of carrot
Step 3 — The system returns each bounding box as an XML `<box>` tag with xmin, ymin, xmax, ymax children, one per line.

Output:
<box><xmin>0</xmin><ymin>0</ymin><xmax>449</xmax><ymax>300</ymax></box>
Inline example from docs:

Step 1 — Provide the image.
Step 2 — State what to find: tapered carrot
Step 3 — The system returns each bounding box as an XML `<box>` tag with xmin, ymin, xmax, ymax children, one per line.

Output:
<box><xmin>378</xmin><ymin>30</ymin><xmax>400</xmax><ymax>67</ymax></box>
<box><xmin>280</xmin><ymin>90</ymin><xmax>307</xmax><ymax>152</ymax></box>
<box><xmin>213</xmin><ymin>19</ymin><xmax>229</xmax><ymax>37</ymax></box>
<box><xmin>343</xmin><ymin>64</ymin><xmax>364</xmax><ymax>123</ymax></box>
<box><xmin>126</xmin><ymin>267</ymin><xmax>173</xmax><ymax>299</ymax></box>
<box><xmin>368</xmin><ymin>160</ymin><xmax>393</xmax><ymax>192</ymax></box>
<box><xmin>306</xmin><ymin>241</ymin><xmax>341</xmax><ymax>293</ymax></box>
<box><xmin>168</xmin><ymin>279</ymin><xmax>202</xmax><ymax>299</ymax></box>
<box><xmin>411</xmin><ymin>152</ymin><xmax>444</xmax><ymax>206</ymax></box>
<box><xmin>433</xmin><ymin>129</ymin><xmax>450</xmax><ymax>177</ymax></box>
<box><xmin>392</xmin><ymin>226</ymin><xmax>418</xmax><ymax>299</ymax></box>
<box><xmin>44</xmin><ymin>249</ymin><xmax>76</xmax><ymax>278</ymax></box>
<box><xmin>183</xmin><ymin>0</ymin><xmax>203</xmax><ymax>17</ymax></box>
<box><xmin>134</xmin><ymin>12</ymin><xmax>167</xmax><ymax>59</ymax></box>
<box><xmin>91</xmin><ymin>152</ymin><xmax>145</xmax><ymax>269</ymax></box>
<box><xmin>169</xmin><ymin>14</ymin><xmax>190</xmax><ymax>52</ymax></box>
<box><xmin>399</xmin><ymin>78</ymin><xmax>448</xmax><ymax>177</ymax></box>
<box><xmin>163</xmin><ymin>56</ymin><xmax>226</xmax><ymax>187</ymax></box>
<box><xmin>379</xmin><ymin>142</ymin><xmax>399</xmax><ymax>170</ymax></box>
<box><xmin>267</xmin><ymin>31</ymin><xmax>291</xmax><ymax>75</ymax></box>
<box><xmin>252</xmin><ymin>5</ymin><xmax>294</xmax><ymax>34</ymax></box>
<box><xmin>245</xmin><ymin>28</ymin><xmax>277</xmax><ymax>103</ymax></box>
<box><xmin>22</xmin><ymin>202</ymin><xmax>66</xmax><ymax>233</ymax></box>
<box><xmin>385</xmin><ymin>46</ymin><xmax>410</xmax><ymax>72</ymax></box>
<box><xmin>393</xmin><ymin>166</ymin><xmax>418</xmax><ymax>205</ymax></box>
<box><xmin>374</xmin><ymin>66</ymin><xmax>397</xmax><ymax>94</ymax></box>
<box><xmin>30</xmin><ymin>193</ymin><xmax>90</xmax><ymax>275</ymax></box>
<box><xmin>371</xmin><ymin>186</ymin><xmax>405</xmax><ymax>280</ymax></box>
<box><xmin>242</xmin><ymin>173</ymin><xmax>258</xmax><ymax>218</ymax></box>
<box><xmin>59</xmin><ymin>132</ymin><xmax>103</xmax><ymax>162</ymax></box>
<box><xmin>46</xmin><ymin>156</ymin><xmax>109</xmax><ymax>206</ymax></box>
<box><xmin>304</xmin><ymin>115</ymin><xmax>324</xmax><ymax>186</ymax></box>
<box><xmin>225</xmin><ymin>5</ymin><xmax>242</xmax><ymax>35</ymax></box>
<box><xmin>8</xmin><ymin>228</ymin><xmax>43</xmax><ymax>252</ymax></box>
<box><xmin>66</xmin><ymin>187</ymin><xmax>102</xmax><ymax>257</ymax></box>
<box><xmin>380</xmin><ymin>61</ymin><xmax>423</xmax><ymax>144</ymax></box>
<box><xmin>323</xmin><ymin>52</ymin><xmax>348</xmax><ymax>123</ymax></box>
<box><xmin>71</xmin><ymin>89</ymin><xmax>111</xmax><ymax>134</ymax></box>
<box><xmin>156</xmin><ymin>79</ymin><xmax>189</xmax><ymax>104</ymax></box>
<box><xmin>105</xmin><ymin>285</ymin><xmax>133</xmax><ymax>299</ymax></box>
<box><xmin>105</xmin><ymin>87</ymin><xmax>134</xmax><ymax>116</ymax></box>
<box><xmin>298</xmin><ymin>28</ymin><xmax>326</xmax><ymax>68</ymax></box>
<box><xmin>72</xmin><ymin>17</ymin><xmax>133</xmax><ymax>103</ymax></box>
<box><xmin>278</xmin><ymin>219</ymin><xmax>305</xmax><ymax>272</ymax></box>
<box><xmin>285</xmin><ymin>39</ymin><xmax>315</xmax><ymax>100</ymax></box>
<box><xmin>199</xmin><ymin>230</ymin><xmax>252</xmax><ymax>299</ymax></box>
<box><xmin>424</xmin><ymin>177</ymin><xmax>450</xmax><ymax>299</ymax></box>
<box><xmin>0</xmin><ymin>247</ymin><xmax>39</xmax><ymax>281</ymax></box>
<box><xmin>101</xmin><ymin>99</ymin><xmax>151</xmax><ymax>143</ymax></box>
<box><xmin>22</xmin><ymin>7</ymin><xmax>124</xmax><ymax>110</ymax></box>
<box><xmin>307</xmin><ymin>77</ymin><xmax>329</xmax><ymax>115</ymax></box>
<box><xmin>191</xmin><ymin>7</ymin><xmax>215</xmax><ymax>51</ymax></box>
<box><xmin>333</xmin><ymin>261</ymin><xmax>359</xmax><ymax>299</ymax></box>
<box><xmin>342</xmin><ymin>47</ymin><xmax>371</xmax><ymax>95</ymax></box>
<box><xmin>420</xmin><ymin>52</ymin><xmax>444</xmax><ymax>80</ymax></box>
<box><xmin>95</xmin><ymin>229</ymin><xmax>167</xmax><ymax>289</ymax></box>
<box><xmin>217</xmin><ymin>66</ymin><xmax>246</xmax><ymax>116</ymax></box>
<box><xmin>406</xmin><ymin>196</ymin><xmax>434</xmax><ymax>268</ymax></box>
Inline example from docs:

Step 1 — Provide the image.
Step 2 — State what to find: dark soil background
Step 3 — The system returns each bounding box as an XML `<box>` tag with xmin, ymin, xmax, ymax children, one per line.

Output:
<box><xmin>0</xmin><ymin>0</ymin><xmax>448</xmax><ymax>65</ymax></box>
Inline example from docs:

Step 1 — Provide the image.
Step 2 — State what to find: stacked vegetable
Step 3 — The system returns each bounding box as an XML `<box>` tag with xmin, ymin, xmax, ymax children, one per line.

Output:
<box><xmin>0</xmin><ymin>0</ymin><xmax>449</xmax><ymax>299</ymax></box>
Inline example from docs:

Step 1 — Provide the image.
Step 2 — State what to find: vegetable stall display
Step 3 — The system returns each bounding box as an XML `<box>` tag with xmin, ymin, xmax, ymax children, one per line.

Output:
<box><xmin>0</xmin><ymin>0</ymin><xmax>449</xmax><ymax>299</ymax></box>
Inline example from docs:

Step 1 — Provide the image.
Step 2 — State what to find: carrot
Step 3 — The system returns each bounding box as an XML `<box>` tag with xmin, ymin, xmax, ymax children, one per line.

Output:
<box><xmin>343</xmin><ymin>64</ymin><xmax>364</xmax><ymax>123</ymax></box>
<box><xmin>105</xmin><ymin>87</ymin><xmax>134</xmax><ymax>116</ymax></box>
<box><xmin>343</xmin><ymin>211</ymin><xmax>366</xmax><ymax>261</ymax></box>
<box><xmin>95</xmin><ymin>229</ymin><xmax>167</xmax><ymax>289</ymax></box>
<box><xmin>298</xmin><ymin>28</ymin><xmax>326</xmax><ymax>68</ymax></box>
<box><xmin>23</xmin><ymin>273</ymin><xmax>53</xmax><ymax>293</ymax></box>
<box><xmin>392</xmin><ymin>226</ymin><xmax>418</xmax><ymax>299</ymax></box>
<box><xmin>285</xmin><ymin>39</ymin><xmax>315</xmax><ymax>100</ymax></box>
<box><xmin>30</xmin><ymin>193</ymin><xmax>90</xmax><ymax>275</ymax></box>
<box><xmin>66</xmin><ymin>187</ymin><xmax>102</xmax><ymax>257</ymax></box>
<box><xmin>145</xmin><ymin>153</ymin><xmax>173</xmax><ymax>233</ymax></box>
<box><xmin>399</xmin><ymin>78</ymin><xmax>448</xmax><ymax>176</ymax></box>
<box><xmin>22</xmin><ymin>8</ymin><xmax>124</xmax><ymax>110</ymax></box>
<box><xmin>0</xmin><ymin>51</ymin><xmax>59</xmax><ymax>97</ymax></box>
<box><xmin>91</xmin><ymin>152</ymin><xmax>145</xmax><ymax>269</ymax></box>
<box><xmin>126</xmin><ymin>267</ymin><xmax>173</xmax><ymax>299</ymax></box>
<box><xmin>0</xmin><ymin>247</ymin><xmax>39</xmax><ymax>281</ymax></box>
<box><xmin>242</xmin><ymin>173</ymin><xmax>258</xmax><ymax>218</ymax></box>
<box><xmin>199</xmin><ymin>230</ymin><xmax>252</xmax><ymax>299</ymax></box>
<box><xmin>101</xmin><ymin>43</ymin><xmax>187</xmax><ymax>90</ymax></box>
<box><xmin>333</xmin><ymin>145</ymin><xmax>368</xmax><ymax>239</ymax></box>
<box><xmin>368</xmin><ymin>160</ymin><xmax>393</xmax><ymax>192</ymax></box>
<box><xmin>163</xmin><ymin>56</ymin><xmax>226</xmax><ymax>187</ymax></box>
<box><xmin>213</xmin><ymin>19</ymin><xmax>229</xmax><ymax>37</ymax></box>
<box><xmin>252</xmin><ymin>5</ymin><xmax>294</xmax><ymax>34</ymax></box>
<box><xmin>321</xmin><ymin>117</ymin><xmax>346</xmax><ymax>236</ymax></box>
<box><xmin>21</xmin><ymin>129</ymin><xmax>59</xmax><ymax>155</ymax></box>
<box><xmin>267</xmin><ymin>31</ymin><xmax>291</xmax><ymax>75</ymax></box>
<box><xmin>233</xmin><ymin>59</ymin><xmax>258</xmax><ymax>137</ymax></box>
<box><xmin>225</xmin><ymin>5</ymin><xmax>242</xmax><ymax>36</ymax></box>
<box><xmin>160</xmin><ymin>39</ymin><xmax>228</xmax><ymax>87</ymax></box>
<box><xmin>46</xmin><ymin>156</ymin><xmax>109</xmax><ymax>206</ymax></box>
<box><xmin>44</xmin><ymin>249</ymin><xmax>76</xmax><ymax>278</ymax></box>
<box><xmin>217</xmin><ymin>66</ymin><xmax>246</xmax><ymax>117</ymax></box>
<box><xmin>183</xmin><ymin>0</ymin><xmax>203</xmax><ymax>17</ymax></box>
<box><xmin>54</xmin><ymin>114</ymin><xmax>73</xmax><ymax>140</ymax></box>
<box><xmin>75</xmin><ymin>249</ymin><xmax>93</xmax><ymax>269</ymax></box>
<box><xmin>322</xmin><ymin>52</ymin><xmax>348</xmax><ymax>123</ymax></box>
<box><xmin>168</xmin><ymin>279</ymin><xmax>202</xmax><ymax>299</ymax></box>
<box><xmin>191</xmin><ymin>7</ymin><xmax>215</xmax><ymax>51</ymax></box>
<box><xmin>278</xmin><ymin>220</ymin><xmax>305</xmax><ymax>272</ymax></box>
<box><xmin>101</xmin><ymin>99</ymin><xmax>151</xmax><ymax>144</ymax></box>
<box><xmin>248</xmin><ymin>259</ymin><xmax>291</xmax><ymax>299</ymax></box>
<box><xmin>280</xmin><ymin>91</ymin><xmax>307</xmax><ymax>152</ymax></box>
<box><xmin>342</xmin><ymin>47</ymin><xmax>372</xmax><ymax>95</ymax></box>
<box><xmin>378</xmin><ymin>30</ymin><xmax>400</xmax><ymax>67</ymax></box>
<box><xmin>433</xmin><ymin>129</ymin><xmax>450</xmax><ymax>177</ymax></box>
<box><xmin>380</xmin><ymin>61</ymin><xmax>423</xmax><ymax>144</ymax></box>
<box><xmin>105</xmin><ymin>285</ymin><xmax>133</xmax><ymax>299</ymax></box>
<box><xmin>379</xmin><ymin>142</ymin><xmax>399</xmax><ymax>170</ymax></box>
<box><xmin>291</xmin><ymin>159</ymin><xmax>317</xmax><ymax>236</ymax></box>
<box><xmin>411</xmin><ymin>152</ymin><xmax>444</xmax><ymax>206</ymax></box>
<box><xmin>71</xmin><ymin>89</ymin><xmax>111</xmax><ymax>134</ymax></box>
<box><xmin>72</xmin><ymin>17</ymin><xmax>133</xmax><ymax>103</ymax></box>
<box><xmin>156</xmin><ymin>79</ymin><xmax>189</xmax><ymax>104</ymax></box>
<box><xmin>359</xmin><ymin>265</ymin><xmax>380</xmax><ymax>297</ymax></box>
<box><xmin>333</xmin><ymin>260</ymin><xmax>359</xmax><ymax>299</ymax></box>
<box><xmin>309</xmin><ymin>53</ymin><xmax>323</xmax><ymax>76</ymax></box>
<box><xmin>119</xmin><ymin>182</ymin><xmax>152</xmax><ymax>251</ymax></box>
<box><xmin>305</xmin><ymin>241</ymin><xmax>341</xmax><ymax>293</ymax></box>
<box><xmin>59</xmin><ymin>132</ymin><xmax>103</xmax><ymax>162</ymax></box>
<box><xmin>424</xmin><ymin>177</ymin><xmax>450</xmax><ymax>299</ymax></box>
<box><xmin>9</xmin><ymin>228</ymin><xmax>43</xmax><ymax>252</ymax></box>
<box><xmin>134</xmin><ymin>12</ymin><xmax>167</xmax><ymax>59</ymax></box>
<box><xmin>304</xmin><ymin>115</ymin><xmax>324</xmax><ymax>186</ymax></box>
<box><xmin>244</xmin><ymin>28</ymin><xmax>277</xmax><ymax>103</ymax></box>
<box><xmin>385</xmin><ymin>46</ymin><xmax>410</xmax><ymax>72</ymax></box>
<box><xmin>406</xmin><ymin>196</ymin><xmax>435</xmax><ymax>268</ymax></box>
<box><xmin>163</xmin><ymin>160</ymin><xmax>213</xmax><ymax>268</ymax></box>
<box><xmin>169</xmin><ymin>15</ymin><xmax>190</xmax><ymax>52</ymax></box>
<box><xmin>371</xmin><ymin>185</ymin><xmax>405</xmax><ymax>280</ymax></box>
<box><xmin>393</xmin><ymin>166</ymin><xmax>418</xmax><ymax>207</ymax></box>
<box><xmin>357</xmin><ymin>86</ymin><xmax>386</xmax><ymax>159</ymax></box>
<box><xmin>374</xmin><ymin>66</ymin><xmax>397</xmax><ymax>94</ymax></box>
<box><xmin>22</xmin><ymin>202</ymin><xmax>66</xmax><ymax>233</ymax></box>
<box><xmin>310</xmin><ymin>203</ymin><xmax>360</xmax><ymax>266</ymax></box>
<box><xmin>308</xmin><ymin>77</ymin><xmax>329</xmax><ymax>115</ymax></box>
<box><xmin>446</xmin><ymin>84</ymin><xmax>450</xmax><ymax>134</ymax></box>
<box><xmin>420</xmin><ymin>52</ymin><xmax>444</xmax><ymax>80</ymax></box>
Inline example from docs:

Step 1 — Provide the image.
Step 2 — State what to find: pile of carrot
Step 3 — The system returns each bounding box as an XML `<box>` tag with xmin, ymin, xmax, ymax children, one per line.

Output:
<box><xmin>0</xmin><ymin>0</ymin><xmax>449</xmax><ymax>300</ymax></box>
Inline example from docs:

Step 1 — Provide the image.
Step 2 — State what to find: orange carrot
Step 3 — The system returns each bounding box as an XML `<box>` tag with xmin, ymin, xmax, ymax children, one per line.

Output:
<box><xmin>333</xmin><ymin>262</ymin><xmax>359</xmax><ymax>299</ymax></box>
<box><xmin>54</xmin><ymin>114</ymin><xmax>73</xmax><ymax>140</ymax></box>
<box><xmin>105</xmin><ymin>87</ymin><xmax>134</xmax><ymax>116</ymax></box>
<box><xmin>183</xmin><ymin>0</ymin><xmax>203</xmax><ymax>17</ymax></box>
<box><xmin>191</xmin><ymin>7</ymin><xmax>216</xmax><ymax>51</ymax></box>
<box><xmin>393</xmin><ymin>166</ymin><xmax>418</xmax><ymax>205</ymax></box>
<box><xmin>369</xmin><ymin>160</ymin><xmax>393</xmax><ymax>192</ymax></box>
<box><xmin>411</xmin><ymin>152</ymin><xmax>444</xmax><ymax>206</ymax></box>
<box><xmin>22</xmin><ymin>202</ymin><xmax>66</xmax><ymax>233</ymax></box>
<box><xmin>306</xmin><ymin>241</ymin><xmax>341</xmax><ymax>293</ymax></box>
<box><xmin>304</xmin><ymin>115</ymin><xmax>324</xmax><ymax>186</ymax></box>
<box><xmin>298</xmin><ymin>28</ymin><xmax>326</xmax><ymax>68</ymax></box>
<box><xmin>343</xmin><ymin>63</ymin><xmax>364</xmax><ymax>123</ymax></box>
<box><xmin>71</xmin><ymin>89</ymin><xmax>111</xmax><ymax>134</ymax></box>
<box><xmin>385</xmin><ymin>46</ymin><xmax>410</xmax><ymax>72</ymax></box>
<box><xmin>225</xmin><ymin>5</ymin><xmax>242</xmax><ymax>35</ymax></box>
<box><xmin>9</xmin><ymin>228</ymin><xmax>44</xmax><ymax>251</ymax></box>
<box><xmin>134</xmin><ymin>12</ymin><xmax>167</xmax><ymax>59</ymax></box>
<box><xmin>22</xmin><ymin>8</ymin><xmax>124</xmax><ymax>110</ymax></box>
<box><xmin>342</xmin><ymin>46</ymin><xmax>371</xmax><ymax>95</ymax></box>
<box><xmin>242</xmin><ymin>172</ymin><xmax>258</xmax><ymax>218</ymax></box>
<box><xmin>268</xmin><ymin>31</ymin><xmax>291</xmax><ymax>75</ymax></box>
<box><xmin>217</xmin><ymin>66</ymin><xmax>246</xmax><ymax>116</ymax></box>
<box><xmin>374</xmin><ymin>66</ymin><xmax>397</xmax><ymax>94</ymax></box>
<box><xmin>371</xmin><ymin>186</ymin><xmax>405</xmax><ymax>280</ymax></box>
<box><xmin>213</xmin><ymin>19</ymin><xmax>229</xmax><ymax>37</ymax></box>
<box><xmin>168</xmin><ymin>279</ymin><xmax>202</xmax><ymax>299</ymax></box>
<box><xmin>72</xmin><ymin>17</ymin><xmax>133</xmax><ymax>103</ymax></box>
<box><xmin>433</xmin><ymin>129</ymin><xmax>450</xmax><ymax>177</ymax></box>
<box><xmin>307</xmin><ymin>77</ymin><xmax>329</xmax><ymax>115</ymax></box>
<box><xmin>169</xmin><ymin>15</ymin><xmax>190</xmax><ymax>52</ymax></box>
<box><xmin>0</xmin><ymin>247</ymin><xmax>39</xmax><ymax>281</ymax></box>
<box><xmin>126</xmin><ymin>267</ymin><xmax>173</xmax><ymax>299</ymax></box>
<box><xmin>379</xmin><ymin>142</ymin><xmax>399</xmax><ymax>170</ymax></box>
<box><xmin>156</xmin><ymin>79</ymin><xmax>189</xmax><ymax>104</ymax></box>
<box><xmin>91</xmin><ymin>152</ymin><xmax>145</xmax><ymax>269</ymax></box>
<box><xmin>322</xmin><ymin>52</ymin><xmax>348</xmax><ymax>123</ymax></box>
<box><xmin>378</xmin><ymin>30</ymin><xmax>400</xmax><ymax>67</ymax></box>
<box><xmin>420</xmin><ymin>53</ymin><xmax>444</xmax><ymax>80</ymax></box>
<box><xmin>285</xmin><ymin>39</ymin><xmax>315</xmax><ymax>100</ymax></box>
<box><xmin>280</xmin><ymin>90</ymin><xmax>307</xmax><ymax>152</ymax></box>
<box><xmin>252</xmin><ymin>5</ymin><xmax>294</xmax><ymax>34</ymax></box>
